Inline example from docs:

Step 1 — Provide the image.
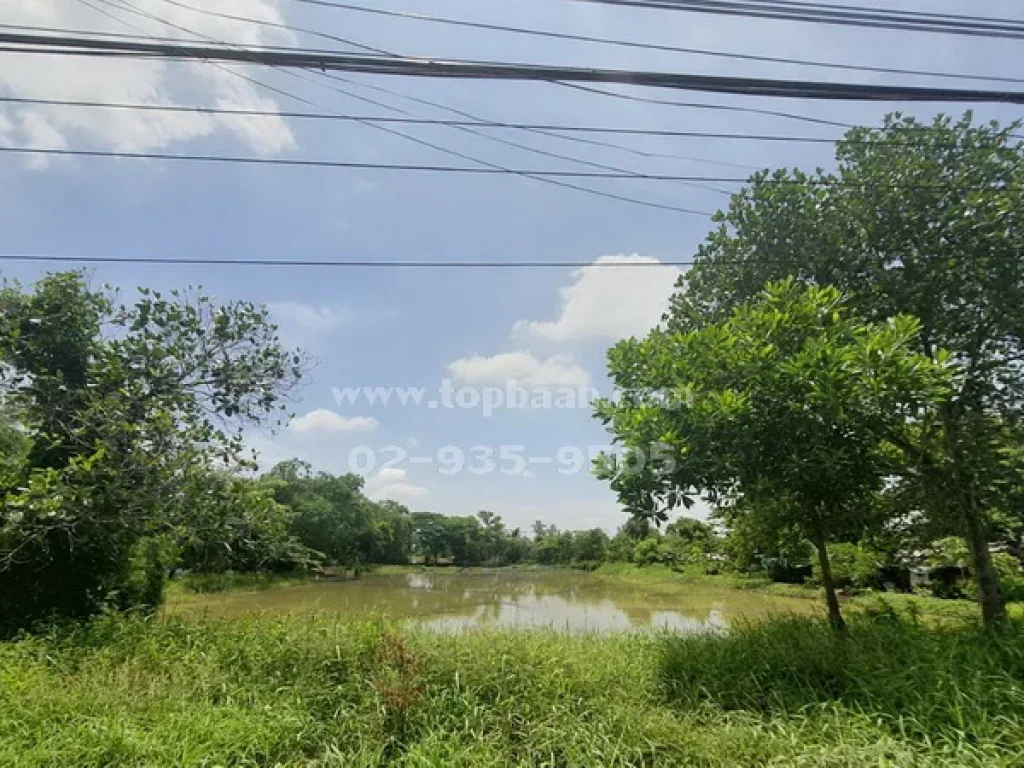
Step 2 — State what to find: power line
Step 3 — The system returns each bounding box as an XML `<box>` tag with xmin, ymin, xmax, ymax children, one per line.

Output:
<box><xmin>144</xmin><ymin>0</ymin><xmax>744</xmax><ymax>183</ymax></box>
<box><xmin>2</xmin><ymin>248</ymin><xmax>1022</xmax><ymax>269</ymax></box>
<box><xmin>571</xmin><ymin>0</ymin><xmax>1024</xmax><ymax>40</ymax></box>
<box><xmin>0</xmin><ymin>94</ymin><xmax>852</xmax><ymax>143</ymax></box>
<box><xmin>3</xmin><ymin>146</ymin><xmax>1019</xmax><ymax>192</ymax></box>
<box><xmin>555</xmin><ymin>82</ymin><xmax>855</xmax><ymax>128</ymax></box>
<box><xmin>0</xmin><ymin>253</ymin><xmax>706</xmax><ymax>268</ymax></box>
<box><xmin>157</xmin><ymin>0</ymin><xmax>750</xmax><ymax>172</ymax></box>
<box><xmin>0</xmin><ymin>145</ymin><xmax>737</xmax><ymax>183</ymax></box>
<box><xmin>11</xmin><ymin>9</ymin><xmax>887</xmax><ymax>131</ymax></box>
<box><xmin>82</xmin><ymin>0</ymin><xmax>710</xmax><ymax>213</ymax></box>
<box><xmin>290</xmin><ymin>0</ymin><xmax>1024</xmax><ymax>86</ymax></box>
<box><xmin>156</xmin><ymin>0</ymin><xmax>396</xmax><ymax>57</ymax></box>
<box><xmin>5</xmin><ymin>31</ymin><xmax>1024</xmax><ymax>103</ymax></box>
<box><xmin>8</xmin><ymin>94</ymin><xmax>1024</xmax><ymax>150</ymax></box>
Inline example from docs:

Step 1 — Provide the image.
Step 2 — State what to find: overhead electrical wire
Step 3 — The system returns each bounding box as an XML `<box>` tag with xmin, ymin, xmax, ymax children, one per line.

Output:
<box><xmin>156</xmin><ymin>0</ymin><xmax>750</xmax><ymax>172</ymax></box>
<box><xmin>0</xmin><ymin>253</ymin><xmax>711</xmax><ymax>268</ymax></box>
<box><xmin>44</xmin><ymin>0</ymin><xmax>890</xmax><ymax>131</ymax></box>
<box><xmin>2</xmin><ymin>248</ymin><xmax>1022</xmax><ymax>268</ymax></box>
<box><xmin>5</xmin><ymin>94</ymin><xmax>1022</xmax><ymax>147</ymax></box>
<box><xmin>79</xmin><ymin>0</ymin><xmax>711</xmax><ymax>213</ymax></box>
<box><xmin>154</xmin><ymin>0</ymin><xmax>395</xmax><ymax>56</ymax></box>
<box><xmin>147</xmin><ymin>0</ymin><xmax>746</xmax><ymax>181</ymax></box>
<box><xmin>555</xmin><ymin>82</ymin><xmax>854</xmax><ymax>128</ymax></box>
<box><xmin>570</xmin><ymin>0</ymin><xmax>1024</xmax><ymax>40</ymax></box>
<box><xmin>5</xmin><ymin>31</ymin><xmax>1024</xmax><ymax>103</ymax></box>
<box><xmin>147</xmin><ymin>8</ymin><xmax>867</xmax><ymax>142</ymax></box>
<box><xmin>0</xmin><ymin>145</ymin><xmax>748</xmax><ymax>180</ymax></box>
<box><xmin>3</xmin><ymin>145</ymin><xmax>1019</xmax><ymax>193</ymax></box>
<box><xmin>289</xmin><ymin>0</ymin><xmax>1024</xmax><ymax>86</ymax></box>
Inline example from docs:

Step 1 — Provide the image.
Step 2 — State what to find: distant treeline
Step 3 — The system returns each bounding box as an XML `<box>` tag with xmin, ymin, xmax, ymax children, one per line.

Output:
<box><xmin>179</xmin><ymin>459</ymin><xmax>1024</xmax><ymax>608</ymax></box>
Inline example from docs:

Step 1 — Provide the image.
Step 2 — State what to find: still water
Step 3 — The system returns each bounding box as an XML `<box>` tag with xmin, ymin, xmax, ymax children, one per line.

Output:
<box><xmin>166</xmin><ymin>569</ymin><xmax>817</xmax><ymax>633</ymax></box>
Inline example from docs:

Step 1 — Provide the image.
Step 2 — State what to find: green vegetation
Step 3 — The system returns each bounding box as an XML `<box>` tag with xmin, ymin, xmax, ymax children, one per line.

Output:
<box><xmin>0</xmin><ymin>273</ymin><xmax>305</xmax><ymax>636</ymax></box>
<box><xmin>168</xmin><ymin>571</ymin><xmax>315</xmax><ymax>596</ymax></box>
<box><xmin>0</xmin><ymin>611</ymin><xmax>1021</xmax><ymax>766</ymax></box>
<box><xmin>597</xmin><ymin>113</ymin><xmax>1024</xmax><ymax>628</ymax></box>
<box><xmin>5</xmin><ymin>112</ymin><xmax>1024</xmax><ymax>765</ymax></box>
<box><xmin>597</xmin><ymin>279</ymin><xmax>948</xmax><ymax>628</ymax></box>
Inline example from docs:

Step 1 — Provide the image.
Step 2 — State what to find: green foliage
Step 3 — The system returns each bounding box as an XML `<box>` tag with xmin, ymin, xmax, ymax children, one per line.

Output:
<box><xmin>177</xmin><ymin>472</ymin><xmax>316</xmax><ymax>575</ymax></box>
<box><xmin>596</xmin><ymin>279</ymin><xmax>950</xmax><ymax>626</ymax></box>
<box><xmin>631</xmin><ymin>537</ymin><xmax>661</xmax><ymax>566</ymax></box>
<box><xmin>812</xmin><ymin>543</ymin><xmax>886</xmax><ymax>591</ymax></box>
<box><xmin>531</xmin><ymin>526</ymin><xmax>609</xmax><ymax>567</ymax></box>
<box><xmin>257</xmin><ymin>467</ymin><xmax>532</xmax><ymax>570</ymax></box>
<box><xmin>667</xmin><ymin>112</ymin><xmax>1024</xmax><ymax>625</ymax></box>
<box><xmin>0</xmin><ymin>272</ymin><xmax>305</xmax><ymax>634</ymax></box>
<box><xmin>991</xmin><ymin>553</ymin><xmax>1024</xmax><ymax>602</ymax></box>
<box><xmin>926</xmin><ymin>537</ymin><xmax>972</xmax><ymax>570</ymax></box>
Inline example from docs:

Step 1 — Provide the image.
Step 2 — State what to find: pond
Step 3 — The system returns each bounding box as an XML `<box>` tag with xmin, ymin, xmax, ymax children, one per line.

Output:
<box><xmin>166</xmin><ymin>569</ymin><xmax>818</xmax><ymax>633</ymax></box>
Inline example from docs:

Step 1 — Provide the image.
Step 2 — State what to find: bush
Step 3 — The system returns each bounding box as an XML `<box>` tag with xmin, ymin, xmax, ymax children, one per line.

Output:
<box><xmin>812</xmin><ymin>543</ymin><xmax>886</xmax><ymax>591</ymax></box>
<box><xmin>983</xmin><ymin>552</ymin><xmax>1024</xmax><ymax>602</ymax></box>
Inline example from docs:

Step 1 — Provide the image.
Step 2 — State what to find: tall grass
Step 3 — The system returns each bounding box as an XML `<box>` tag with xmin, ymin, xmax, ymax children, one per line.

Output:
<box><xmin>1</xmin><ymin>610</ymin><xmax>1022</xmax><ymax>766</ymax></box>
<box><xmin>659</xmin><ymin>609</ymin><xmax>1024</xmax><ymax>757</ymax></box>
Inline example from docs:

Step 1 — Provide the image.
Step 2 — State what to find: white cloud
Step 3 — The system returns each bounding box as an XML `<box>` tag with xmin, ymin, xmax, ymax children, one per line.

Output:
<box><xmin>447</xmin><ymin>351</ymin><xmax>590</xmax><ymax>388</ymax></box>
<box><xmin>268</xmin><ymin>302</ymin><xmax>349</xmax><ymax>333</ymax></box>
<box><xmin>0</xmin><ymin>0</ymin><xmax>295</xmax><ymax>157</ymax></box>
<box><xmin>514</xmin><ymin>255</ymin><xmax>682</xmax><ymax>343</ymax></box>
<box><xmin>18</xmin><ymin>111</ymin><xmax>68</xmax><ymax>169</ymax></box>
<box><xmin>365</xmin><ymin>467</ymin><xmax>430</xmax><ymax>500</ymax></box>
<box><xmin>290</xmin><ymin>409</ymin><xmax>377</xmax><ymax>434</ymax></box>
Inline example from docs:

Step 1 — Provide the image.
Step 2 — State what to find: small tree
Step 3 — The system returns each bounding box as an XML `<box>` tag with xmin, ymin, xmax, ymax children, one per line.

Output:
<box><xmin>596</xmin><ymin>280</ymin><xmax>950</xmax><ymax>629</ymax></box>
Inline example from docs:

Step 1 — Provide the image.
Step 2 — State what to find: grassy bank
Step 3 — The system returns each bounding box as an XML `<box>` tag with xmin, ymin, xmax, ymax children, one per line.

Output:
<box><xmin>2</xmin><ymin>610</ymin><xmax>1023</xmax><ymax>766</ymax></box>
<box><xmin>165</xmin><ymin>571</ymin><xmax>316</xmax><ymax>599</ymax></box>
<box><xmin>592</xmin><ymin>562</ymin><xmax>1024</xmax><ymax>623</ymax></box>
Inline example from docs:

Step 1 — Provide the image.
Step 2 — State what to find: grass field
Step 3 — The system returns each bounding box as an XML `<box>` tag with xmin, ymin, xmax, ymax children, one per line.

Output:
<box><xmin>2</xmin><ymin>605</ymin><xmax>1023</xmax><ymax>767</ymax></box>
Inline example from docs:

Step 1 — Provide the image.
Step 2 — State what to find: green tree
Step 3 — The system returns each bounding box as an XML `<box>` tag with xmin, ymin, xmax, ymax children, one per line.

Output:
<box><xmin>266</xmin><ymin>465</ymin><xmax>379</xmax><ymax>571</ymax></box>
<box><xmin>444</xmin><ymin>516</ymin><xmax>485</xmax><ymax>566</ymax></box>
<box><xmin>0</xmin><ymin>402</ymin><xmax>26</xmax><ymax>482</ymax></box>
<box><xmin>668</xmin><ymin>113</ymin><xmax>1024</xmax><ymax>626</ymax></box>
<box><xmin>0</xmin><ymin>272</ymin><xmax>303</xmax><ymax>633</ymax></box>
<box><xmin>369</xmin><ymin>500</ymin><xmax>414</xmax><ymax>565</ymax></box>
<box><xmin>177</xmin><ymin>472</ymin><xmax>313</xmax><ymax>574</ymax></box>
<box><xmin>573</xmin><ymin>529</ymin><xmax>609</xmax><ymax>563</ymax></box>
<box><xmin>596</xmin><ymin>281</ymin><xmax>950</xmax><ymax>629</ymax></box>
<box><xmin>411</xmin><ymin>512</ymin><xmax>450</xmax><ymax>564</ymax></box>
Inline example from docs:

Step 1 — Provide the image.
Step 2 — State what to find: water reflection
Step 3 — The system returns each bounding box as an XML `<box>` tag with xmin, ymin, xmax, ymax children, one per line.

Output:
<box><xmin>166</xmin><ymin>569</ymin><xmax>814</xmax><ymax>634</ymax></box>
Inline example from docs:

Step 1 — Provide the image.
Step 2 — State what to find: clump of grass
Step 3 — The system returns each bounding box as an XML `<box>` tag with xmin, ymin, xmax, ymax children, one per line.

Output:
<box><xmin>658</xmin><ymin>608</ymin><xmax>1024</xmax><ymax>752</ymax></box>
<box><xmin>1</xmin><ymin>611</ymin><xmax>1022</xmax><ymax>766</ymax></box>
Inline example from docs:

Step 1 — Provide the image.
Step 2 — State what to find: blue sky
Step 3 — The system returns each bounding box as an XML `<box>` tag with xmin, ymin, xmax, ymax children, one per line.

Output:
<box><xmin>1</xmin><ymin>0</ymin><xmax>1022</xmax><ymax>533</ymax></box>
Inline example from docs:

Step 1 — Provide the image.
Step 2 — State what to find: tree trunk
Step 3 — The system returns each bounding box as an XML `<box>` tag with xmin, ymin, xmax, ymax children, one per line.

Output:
<box><xmin>941</xmin><ymin>403</ymin><xmax>1007</xmax><ymax>628</ymax></box>
<box><xmin>963</xmin><ymin>499</ymin><xmax>1007</xmax><ymax>627</ymax></box>
<box><xmin>814</xmin><ymin>536</ymin><xmax>846</xmax><ymax>632</ymax></box>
